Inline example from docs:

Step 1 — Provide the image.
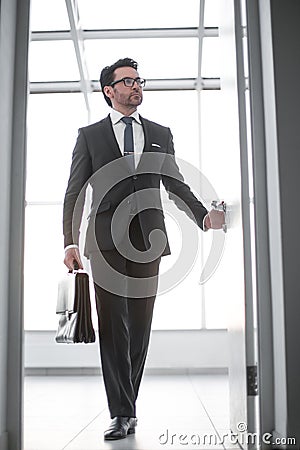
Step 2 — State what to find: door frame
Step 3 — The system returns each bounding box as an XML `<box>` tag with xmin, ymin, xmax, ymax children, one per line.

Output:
<box><xmin>246</xmin><ymin>0</ymin><xmax>285</xmax><ymax>439</ymax></box>
<box><xmin>0</xmin><ymin>0</ymin><xmax>30</xmax><ymax>449</ymax></box>
<box><xmin>226</xmin><ymin>0</ymin><xmax>279</xmax><ymax>442</ymax></box>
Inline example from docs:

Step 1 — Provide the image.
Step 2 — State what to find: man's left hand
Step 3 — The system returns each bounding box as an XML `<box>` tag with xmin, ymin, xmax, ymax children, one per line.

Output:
<box><xmin>204</xmin><ymin>210</ymin><xmax>226</xmax><ymax>230</ymax></box>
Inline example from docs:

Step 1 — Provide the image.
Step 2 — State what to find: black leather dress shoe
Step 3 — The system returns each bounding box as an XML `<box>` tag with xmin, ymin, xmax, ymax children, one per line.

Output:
<box><xmin>104</xmin><ymin>416</ymin><xmax>138</xmax><ymax>440</ymax></box>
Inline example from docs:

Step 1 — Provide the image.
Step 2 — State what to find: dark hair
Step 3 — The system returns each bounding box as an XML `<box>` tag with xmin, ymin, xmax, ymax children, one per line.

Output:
<box><xmin>100</xmin><ymin>58</ymin><xmax>138</xmax><ymax>107</ymax></box>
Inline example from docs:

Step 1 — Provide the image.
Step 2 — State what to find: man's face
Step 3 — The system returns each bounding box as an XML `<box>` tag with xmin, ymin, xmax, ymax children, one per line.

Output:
<box><xmin>106</xmin><ymin>66</ymin><xmax>143</xmax><ymax>111</ymax></box>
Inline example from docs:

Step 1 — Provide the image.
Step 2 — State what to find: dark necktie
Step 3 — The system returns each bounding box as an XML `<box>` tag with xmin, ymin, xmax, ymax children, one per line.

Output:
<box><xmin>121</xmin><ymin>116</ymin><xmax>135</xmax><ymax>171</ymax></box>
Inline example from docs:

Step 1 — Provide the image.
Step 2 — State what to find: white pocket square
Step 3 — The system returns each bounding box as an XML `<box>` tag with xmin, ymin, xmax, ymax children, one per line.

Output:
<box><xmin>151</xmin><ymin>143</ymin><xmax>161</xmax><ymax>148</ymax></box>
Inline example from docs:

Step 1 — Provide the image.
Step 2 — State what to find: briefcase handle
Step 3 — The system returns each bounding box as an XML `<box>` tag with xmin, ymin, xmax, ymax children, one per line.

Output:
<box><xmin>68</xmin><ymin>261</ymin><xmax>86</xmax><ymax>275</ymax></box>
<box><xmin>68</xmin><ymin>259</ymin><xmax>79</xmax><ymax>273</ymax></box>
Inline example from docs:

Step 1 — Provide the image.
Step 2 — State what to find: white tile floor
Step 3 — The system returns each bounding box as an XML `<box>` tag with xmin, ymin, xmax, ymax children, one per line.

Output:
<box><xmin>24</xmin><ymin>374</ymin><xmax>237</xmax><ymax>450</ymax></box>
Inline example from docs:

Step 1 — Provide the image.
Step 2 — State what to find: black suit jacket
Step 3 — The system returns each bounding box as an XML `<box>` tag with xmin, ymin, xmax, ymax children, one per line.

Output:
<box><xmin>63</xmin><ymin>115</ymin><xmax>208</xmax><ymax>258</ymax></box>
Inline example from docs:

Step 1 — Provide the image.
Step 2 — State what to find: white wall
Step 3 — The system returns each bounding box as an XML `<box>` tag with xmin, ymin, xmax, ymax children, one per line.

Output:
<box><xmin>24</xmin><ymin>330</ymin><xmax>229</xmax><ymax>373</ymax></box>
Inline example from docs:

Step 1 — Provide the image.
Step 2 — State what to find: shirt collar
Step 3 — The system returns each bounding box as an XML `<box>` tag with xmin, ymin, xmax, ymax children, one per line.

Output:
<box><xmin>110</xmin><ymin>108</ymin><xmax>141</xmax><ymax>125</ymax></box>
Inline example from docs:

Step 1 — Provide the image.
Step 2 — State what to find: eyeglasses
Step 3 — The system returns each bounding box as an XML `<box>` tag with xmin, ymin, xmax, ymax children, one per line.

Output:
<box><xmin>110</xmin><ymin>77</ymin><xmax>146</xmax><ymax>88</ymax></box>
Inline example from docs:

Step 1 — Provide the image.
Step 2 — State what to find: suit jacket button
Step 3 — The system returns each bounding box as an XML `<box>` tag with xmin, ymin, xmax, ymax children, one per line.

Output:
<box><xmin>133</xmin><ymin>175</ymin><xmax>138</xmax><ymax>180</ymax></box>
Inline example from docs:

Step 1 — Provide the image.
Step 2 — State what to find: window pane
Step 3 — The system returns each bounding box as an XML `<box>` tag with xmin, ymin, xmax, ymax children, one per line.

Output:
<box><xmin>26</xmin><ymin>93</ymin><xmax>88</xmax><ymax>202</ymax></box>
<box><xmin>24</xmin><ymin>202</ymin><xmax>98</xmax><ymax>331</ymax></box>
<box><xmin>78</xmin><ymin>0</ymin><xmax>200</xmax><ymax>29</ymax></box>
<box><xmin>200</xmin><ymin>90</ymin><xmax>231</xmax><ymax>329</ymax></box>
<box><xmin>30</xmin><ymin>0</ymin><xmax>70</xmax><ymax>31</ymax></box>
<box><xmin>85</xmin><ymin>38</ymin><xmax>198</xmax><ymax>80</ymax></box>
<box><xmin>24</xmin><ymin>205</ymin><xmax>65</xmax><ymax>330</ymax></box>
<box><xmin>140</xmin><ymin>91</ymin><xmax>200</xmax><ymax>168</ymax></box>
<box><xmin>202</xmin><ymin>37</ymin><xmax>221</xmax><ymax>77</ymax></box>
<box><xmin>153</xmin><ymin>215</ymin><xmax>203</xmax><ymax>330</ymax></box>
<box><xmin>204</xmin><ymin>0</ymin><xmax>221</xmax><ymax>27</ymax></box>
<box><xmin>29</xmin><ymin>41</ymin><xmax>80</xmax><ymax>82</ymax></box>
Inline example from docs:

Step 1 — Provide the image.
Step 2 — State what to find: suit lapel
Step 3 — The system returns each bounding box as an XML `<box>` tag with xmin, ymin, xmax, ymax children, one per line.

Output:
<box><xmin>138</xmin><ymin>116</ymin><xmax>164</xmax><ymax>173</ymax></box>
<box><xmin>102</xmin><ymin>115</ymin><xmax>123</xmax><ymax>160</ymax></box>
<box><xmin>140</xmin><ymin>116</ymin><xmax>151</xmax><ymax>155</ymax></box>
<box><xmin>100</xmin><ymin>114</ymin><xmax>161</xmax><ymax>173</ymax></box>
<box><xmin>102</xmin><ymin>114</ymin><xmax>153</xmax><ymax>157</ymax></box>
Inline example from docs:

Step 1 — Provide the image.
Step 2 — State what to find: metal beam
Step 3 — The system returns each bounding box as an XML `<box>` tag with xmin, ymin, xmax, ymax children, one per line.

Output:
<box><xmin>197</xmin><ymin>0</ymin><xmax>206</xmax><ymax>91</ymax></box>
<box><xmin>29</xmin><ymin>78</ymin><xmax>221</xmax><ymax>94</ymax></box>
<box><xmin>201</xmin><ymin>77</ymin><xmax>221</xmax><ymax>89</ymax></box>
<box><xmin>31</xmin><ymin>27</ymin><xmax>219</xmax><ymax>41</ymax></box>
<box><xmin>197</xmin><ymin>0</ymin><xmax>206</xmax><ymax>329</ymax></box>
<box><xmin>65</xmin><ymin>0</ymin><xmax>91</xmax><ymax>117</ymax></box>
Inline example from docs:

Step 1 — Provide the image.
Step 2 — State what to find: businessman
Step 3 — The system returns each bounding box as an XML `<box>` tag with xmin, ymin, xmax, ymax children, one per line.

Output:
<box><xmin>63</xmin><ymin>58</ymin><xmax>225</xmax><ymax>440</ymax></box>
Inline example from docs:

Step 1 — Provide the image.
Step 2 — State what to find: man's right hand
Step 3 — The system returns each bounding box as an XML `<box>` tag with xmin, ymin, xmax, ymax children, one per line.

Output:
<box><xmin>64</xmin><ymin>247</ymin><xmax>84</xmax><ymax>271</ymax></box>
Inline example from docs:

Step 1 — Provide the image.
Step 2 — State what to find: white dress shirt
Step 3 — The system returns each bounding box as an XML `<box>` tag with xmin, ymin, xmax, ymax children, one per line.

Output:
<box><xmin>110</xmin><ymin>108</ymin><xmax>144</xmax><ymax>168</ymax></box>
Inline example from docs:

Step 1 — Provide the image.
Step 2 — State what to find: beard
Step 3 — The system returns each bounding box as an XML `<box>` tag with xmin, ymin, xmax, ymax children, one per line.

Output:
<box><xmin>129</xmin><ymin>92</ymin><xmax>143</xmax><ymax>105</ymax></box>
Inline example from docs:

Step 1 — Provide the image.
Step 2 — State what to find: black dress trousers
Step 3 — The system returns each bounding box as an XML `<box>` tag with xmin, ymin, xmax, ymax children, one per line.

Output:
<box><xmin>90</xmin><ymin>214</ymin><xmax>161</xmax><ymax>419</ymax></box>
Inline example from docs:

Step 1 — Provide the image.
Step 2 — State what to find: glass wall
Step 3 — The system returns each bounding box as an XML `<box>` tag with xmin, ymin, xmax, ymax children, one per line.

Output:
<box><xmin>25</xmin><ymin>0</ymin><xmax>227</xmax><ymax>330</ymax></box>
